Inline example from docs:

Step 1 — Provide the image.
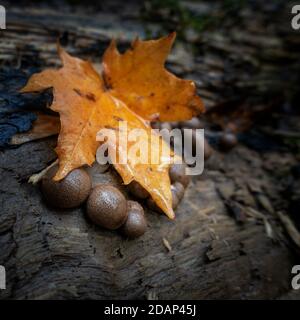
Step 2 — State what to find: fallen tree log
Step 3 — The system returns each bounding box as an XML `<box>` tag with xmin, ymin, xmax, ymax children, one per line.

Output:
<box><xmin>0</xmin><ymin>138</ymin><xmax>297</xmax><ymax>299</ymax></box>
<box><xmin>0</xmin><ymin>1</ymin><xmax>299</xmax><ymax>299</ymax></box>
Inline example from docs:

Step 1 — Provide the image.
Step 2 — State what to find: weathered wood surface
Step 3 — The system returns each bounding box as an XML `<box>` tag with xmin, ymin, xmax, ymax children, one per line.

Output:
<box><xmin>0</xmin><ymin>138</ymin><xmax>297</xmax><ymax>299</ymax></box>
<box><xmin>0</xmin><ymin>1</ymin><xmax>299</xmax><ymax>299</ymax></box>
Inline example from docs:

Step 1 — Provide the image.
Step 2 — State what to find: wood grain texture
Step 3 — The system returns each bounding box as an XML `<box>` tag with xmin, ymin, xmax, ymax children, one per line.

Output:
<box><xmin>0</xmin><ymin>138</ymin><xmax>297</xmax><ymax>299</ymax></box>
<box><xmin>0</xmin><ymin>1</ymin><xmax>299</xmax><ymax>299</ymax></box>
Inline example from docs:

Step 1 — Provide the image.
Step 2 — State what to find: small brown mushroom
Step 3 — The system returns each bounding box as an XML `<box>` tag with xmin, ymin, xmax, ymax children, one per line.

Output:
<box><xmin>219</xmin><ymin>132</ymin><xmax>238</xmax><ymax>150</ymax></box>
<box><xmin>160</xmin><ymin>122</ymin><xmax>172</xmax><ymax>131</ymax></box>
<box><xmin>171</xmin><ymin>186</ymin><xmax>180</xmax><ymax>209</ymax></box>
<box><xmin>120</xmin><ymin>201</ymin><xmax>147</xmax><ymax>238</ymax></box>
<box><xmin>151</xmin><ymin>122</ymin><xmax>172</xmax><ymax>131</ymax></box>
<box><xmin>173</xmin><ymin>182</ymin><xmax>185</xmax><ymax>201</ymax></box>
<box><xmin>127</xmin><ymin>181</ymin><xmax>149</xmax><ymax>199</ymax></box>
<box><xmin>169</xmin><ymin>121</ymin><xmax>179</xmax><ymax>129</ymax></box>
<box><xmin>171</xmin><ymin>182</ymin><xmax>185</xmax><ymax>209</ymax></box>
<box><xmin>150</xmin><ymin>121</ymin><xmax>161</xmax><ymax>130</ymax></box>
<box><xmin>86</xmin><ymin>185</ymin><xmax>128</xmax><ymax>230</ymax></box>
<box><xmin>204</xmin><ymin>138</ymin><xmax>213</xmax><ymax>160</ymax></box>
<box><xmin>41</xmin><ymin>166</ymin><xmax>92</xmax><ymax>209</ymax></box>
<box><xmin>179</xmin><ymin>117</ymin><xmax>203</xmax><ymax>129</ymax></box>
<box><xmin>169</xmin><ymin>163</ymin><xmax>190</xmax><ymax>188</ymax></box>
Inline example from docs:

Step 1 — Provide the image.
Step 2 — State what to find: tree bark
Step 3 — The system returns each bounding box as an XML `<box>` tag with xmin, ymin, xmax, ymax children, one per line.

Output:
<box><xmin>0</xmin><ymin>138</ymin><xmax>297</xmax><ymax>299</ymax></box>
<box><xmin>0</xmin><ymin>2</ymin><xmax>299</xmax><ymax>299</ymax></box>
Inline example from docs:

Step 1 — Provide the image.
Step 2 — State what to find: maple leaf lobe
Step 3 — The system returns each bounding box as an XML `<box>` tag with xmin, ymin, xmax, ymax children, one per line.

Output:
<box><xmin>103</xmin><ymin>32</ymin><xmax>205</xmax><ymax>122</ymax></box>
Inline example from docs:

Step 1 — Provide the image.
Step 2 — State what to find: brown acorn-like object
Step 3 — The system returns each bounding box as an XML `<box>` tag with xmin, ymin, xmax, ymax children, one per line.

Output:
<box><xmin>127</xmin><ymin>181</ymin><xmax>149</xmax><ymax>199</ymax></box>
<box><xmin>173</xmin><ymin>182</ymin><xmax>185</xmax><ymax>201</ymax></box>
<box><xmin>121</xmin><ymin>201</ymin><xmax>147</xmax><ymax>238</ymax></box>
<box><xmin>171</xmin><ymin>182</ymin><xmax>185</xmax><ymax>209</ymax></box>
<box><xmin>169</xmin><ymin>121</ymin><xmax>179</xmax><ymax>129</ymax></box>
<box><xmin>86</xmin><ymin>185</ymin><xmax>128</xmax><ymax>230</ymax></box>
<box><xmin>204</xmin><ymin>138</ymin><xmax>213</xmax><ymax>160</ymax></box>
<box><xmin>179</xmin><ymin>117</ymin><xmax>203</xmax><ymax>129</ymax></box>
<box><xmin>151</xmin><ymin>122</ymin><xmax>172</xmax><ymax>131</ymax></box>
<box><xmin>160</xmin><ymin>122</ymin><xmax>172</xmax><ymax>131</ymax></box>
<box><xmin>41</xmin><ymin>166</ymin><xmax>92</xmax><ymax>209</ymax></box>
<box><xmin>171</xmin><ymin>186</ymin><xmax>180</xmax><ymax>209</ymax></box>
<box><xmin>169</xmin><ymin>163</ymin><xmax>190</xmax><ymax>188</ymax></box>
<box><xmin>151</xmin><ymin>121</ymin><xmax>161</xmax><ymax>130</ymax></box>
<box><xmin>219</xmin><ymin>132</ymin><xmax>238</xmax><ymax>150</ymax></box>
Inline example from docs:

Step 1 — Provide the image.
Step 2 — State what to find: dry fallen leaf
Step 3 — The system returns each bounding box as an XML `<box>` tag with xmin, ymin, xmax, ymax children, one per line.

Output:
<box><xmin>21</xmin><ymin>33</ymin><xmax>204</xmax><ymax>219</ymax></box>
<box><xmin>103</xmin><ymin>32</ymin><xmax>204</xmax><ymax>121</ymax></box>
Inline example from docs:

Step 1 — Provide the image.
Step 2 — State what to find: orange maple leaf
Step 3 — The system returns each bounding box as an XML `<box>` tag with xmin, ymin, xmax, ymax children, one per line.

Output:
<box><xmin>103</xmin><ymin>32</ymin><xmax>204</xmax><ymax>121</ymax></box>
<box><xmin>21</xmin><ymin>33</ymin><xmax>204</xmax><ymax>219</ymax></box>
